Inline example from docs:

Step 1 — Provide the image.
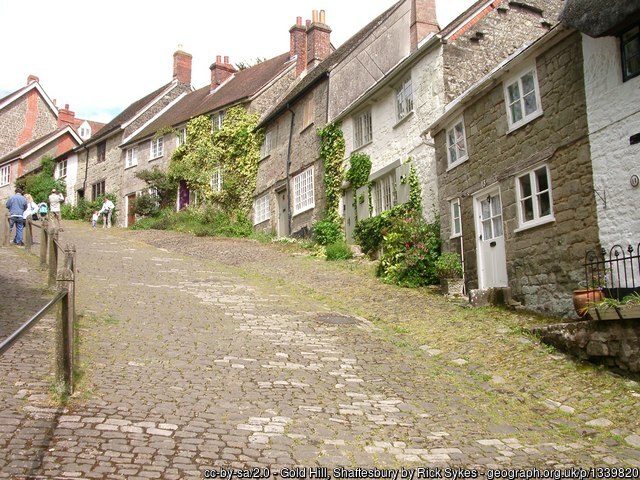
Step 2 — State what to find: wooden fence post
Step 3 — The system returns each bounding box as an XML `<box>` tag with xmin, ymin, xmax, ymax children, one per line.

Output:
<box><xmin>25</xmin><ymin>219</ymin><xmax>32</xmax><ymax>253</ymax></box>
<box><xmin>40</xmin><ymin>219</ymin><xmax>48</xmax><ymax>268</ymax></box>
<box><xmin>1</xmin><ymin>210</ymin><xmax>9</xmax><ymax>246</ymax></box>
<box><xmin>57</xmin><ymin>253</ymin><xmax>75</xmax><ymax>395</ymax></box>
<box><xmin>48</xmin><ymin>227</ymin><xmax>58</xmax><ymax>287</ymax></box>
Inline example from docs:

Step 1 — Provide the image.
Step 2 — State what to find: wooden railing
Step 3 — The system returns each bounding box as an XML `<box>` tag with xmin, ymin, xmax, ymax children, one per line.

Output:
<box><xmin>0</xmin><ymin>210</ymin><xmax>77</xmax><ymax>394</ymax></box>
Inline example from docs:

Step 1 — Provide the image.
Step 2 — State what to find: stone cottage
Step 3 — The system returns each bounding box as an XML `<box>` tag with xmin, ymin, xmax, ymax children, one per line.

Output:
<box><xmin>254</xmin><ymin>3</ymin><xmax>413</xmax><ymax>237</ymax></box>
<box><xmin>428</xmin><ymin>25</ymin><xmax>598</xmax><ymax>317</ymax></box>
<box><xmin>118</xmin><ymin>43</ymin><xmax>299</xmax><ymax>226</ymax></box>
<box><xmin>559</xmin><ymin>0</ymin><xmax>640</xmax><ymax>252</ymax></box>
<box><xmin>335</xmin><ymin>0</ymin><xmax>562</xmax><ymax>243</ymax></box>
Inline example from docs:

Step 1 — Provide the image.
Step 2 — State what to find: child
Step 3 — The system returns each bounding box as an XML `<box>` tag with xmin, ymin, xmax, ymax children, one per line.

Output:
<box><xmin>91</xmin><ymin>211</ymin><xmax>99</xmax><ymax>229</ymax></box>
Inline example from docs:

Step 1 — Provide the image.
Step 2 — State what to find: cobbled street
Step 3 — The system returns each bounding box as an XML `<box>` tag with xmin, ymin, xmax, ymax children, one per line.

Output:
<box><xmin>1</xmin><ymin>221</ymin><xmax>639</xmax><ymax>479</ymax></box>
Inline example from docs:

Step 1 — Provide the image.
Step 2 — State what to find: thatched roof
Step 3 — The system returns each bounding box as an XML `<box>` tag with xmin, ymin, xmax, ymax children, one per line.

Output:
<box><xmin>559</xmin><ymin>0</ymin><xmax>640</xmax><ymax>37</ymax></box>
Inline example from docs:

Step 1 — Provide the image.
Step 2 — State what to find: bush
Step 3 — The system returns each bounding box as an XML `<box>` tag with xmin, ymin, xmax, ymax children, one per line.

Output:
<box><xmin>312</xmin><ymin>218</ymin><xmax>342</xmax><ymax>246</ymax></box>
<box><xmin>325</xmin><ymin>240</ymin><xmax>353</xmax><ymax>261</ymax></box>
<box><xmin>435</xmin><ymin>251</ymin><xmax>463</xmax><ymax>279</ymax></box>
<box><xmin>376</xmin><ymin>210</ymin><xmax>441</xmax><ymax>287</ymax></box>
<box><xmin>134</xmin><ymin>193</ymin><xmax>160</xmax><ymax>217</ymax></box>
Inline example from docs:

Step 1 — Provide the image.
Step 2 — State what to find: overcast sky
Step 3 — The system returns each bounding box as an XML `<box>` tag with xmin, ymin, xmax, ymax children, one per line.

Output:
<box><xmin>0</xmin><ymin>0</ymin><xmax>475</xmax><ymax>124</ymax></box>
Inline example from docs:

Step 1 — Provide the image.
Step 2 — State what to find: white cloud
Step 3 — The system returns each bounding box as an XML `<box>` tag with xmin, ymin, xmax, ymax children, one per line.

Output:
<box><xmin>0</xmin><ymin>0</ymin><xmax>474</xmax><ymax>123</ymax></box>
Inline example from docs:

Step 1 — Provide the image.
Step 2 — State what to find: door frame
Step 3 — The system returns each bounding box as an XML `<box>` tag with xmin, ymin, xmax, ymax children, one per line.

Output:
<box><xmin>473</xmin><ymin>183</ymin><xmax>508</xmax><ymax>289</ymax></box>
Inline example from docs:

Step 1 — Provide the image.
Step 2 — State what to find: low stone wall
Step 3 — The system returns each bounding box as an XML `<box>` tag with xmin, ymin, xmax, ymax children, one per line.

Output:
<box><xmin>530</xmin><ymin>319</ymin><xmax>640</xmax><ymax>373</ymax></box>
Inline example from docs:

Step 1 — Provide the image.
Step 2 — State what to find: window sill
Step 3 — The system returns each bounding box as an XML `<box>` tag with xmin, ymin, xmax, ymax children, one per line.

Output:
<box><xmin>506</xmin><ymin>110</ymin><xmax>543</xmax><ymax>134</ymax></box>
<box><xmin>292</xmin><ymin>204</ymin><xmax>315</xmax><ymax>217</ymax></box>
<box><xmin>149</xmin><ymin>155</ymin><xmax>163</xmax><ymax>162</ymax></box>
<box><xmin>300</xmin><ymin>123</ymin><xmax>315</xmax><ymax>135</ymax></box>
<box><xmin>124</xmin><ymin>164</ymin><xmax>138</xmax><ymax>170</ymax></box>
<box><xmin>450</xmin><ymin>233</ymin><xmax>462</xmax><ymax>240</ymax></box>
<box><xmin>253</xmin><ymin>218</ymin><xmax>271</xmax><ymax>226</ymax></box>
<box><xmin>393</xmin><ymin>111</ymin><xmax>414</xmax><ymax>129</ymax></box>
<box><xmin>259</xmin><ymin>153</ymin><xmax>271</xmax><ymax>163</ymax></box>
<box><xmin>514</xmin><ymin>215</ymin><xmax>555</xmax><ymax>233</ymax></box>
<box><xmin>352</xmin><ymin>140</ymin><xmax>372</xmax><ymax>153</ymax></box>
<box><xmin>446</xmin><ymin>156</ymin><xmax>469</xmax><ymax>172</ymax></box>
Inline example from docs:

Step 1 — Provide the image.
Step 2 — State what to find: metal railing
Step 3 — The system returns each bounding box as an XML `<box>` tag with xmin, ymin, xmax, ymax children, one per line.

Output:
<box><xmin>584</xmin><ymin>243</ymin><xmax>640</xmax><ymax>301</ymax></box>
<box><xmin>1</xmin><ymin>210</ymin><xmax>77</xmax><ymax>394</ymax></box>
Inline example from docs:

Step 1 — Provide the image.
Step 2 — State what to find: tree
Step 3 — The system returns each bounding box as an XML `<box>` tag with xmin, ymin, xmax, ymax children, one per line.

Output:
<box><xmin>15</xmin><ymin>155</ymin><xmax>66</xmax><ymax>203</ymax></box>
<box><xmin>134</xmin><ymin>166</ymin><xmax>177</xmax><ymax>210</ymax></box>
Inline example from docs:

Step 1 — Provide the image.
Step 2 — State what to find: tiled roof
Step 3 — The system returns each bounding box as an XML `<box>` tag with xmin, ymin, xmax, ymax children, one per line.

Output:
<box><xmin>258</xmin><ymin>0</ymin><xmax>404</xmax><ymax>128</ymax></box>
<box><xmin>0</xmin><ymin>127</ymin><xmax>76</xmax><ymax>164</ymax></box>
<box><xmin>123</xmin><ymin>53</ymin><xmax>294</xmax><ymax>146</ymax></box>
<box><xmin>87</xmin><ymin>82</ymin><xmax>175</xmax><ymax>145</ymax></box>
<box><xmin>0</xmin><ymin>84</ymin><xmax>29</xmax><ymax>109</ymax></box>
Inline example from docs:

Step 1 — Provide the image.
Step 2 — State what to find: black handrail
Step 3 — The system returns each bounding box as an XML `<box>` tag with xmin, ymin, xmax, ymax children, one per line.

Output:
<box><xmin>0</xmin><ymin>290</ymin><xmax>66</xmax><ymax>356</ymax></box>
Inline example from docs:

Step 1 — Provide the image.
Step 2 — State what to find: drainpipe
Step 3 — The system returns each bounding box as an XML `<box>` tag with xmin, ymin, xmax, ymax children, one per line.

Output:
<box><xmin>285</xmin><ymin>105</ymin><xmax>295</xmax><ymax>236</ymax></box>
<box><xmin>82</xmin><ymin>145</ymin><xmax>89</xmax><ymax>195</ymax></box>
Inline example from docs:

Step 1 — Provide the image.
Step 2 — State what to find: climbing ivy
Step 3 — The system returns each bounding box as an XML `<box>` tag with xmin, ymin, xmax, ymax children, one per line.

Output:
<box><xmin>168</xmin><ymin>106</ymin><xmax>263</xmax><ymax>213</ymax></box>
<box><xmin>317</xmin><ymin>122</ymin><xmax>345</xmax><ymax>225</ymax></box>
<box><xmin>407</xmin><ymin>162</ymin><xmax>422</xmax><ymax>215</ymax></box>
<box><xmin>345</xmin><ymin>152</ymin><xmax>371</xmax><ymax>190</ymax></box>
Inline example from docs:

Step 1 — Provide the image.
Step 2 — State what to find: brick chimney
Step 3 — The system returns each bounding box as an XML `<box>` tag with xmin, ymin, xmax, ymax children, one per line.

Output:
<box><xmin>27</xmin><ymin>74</ymin><xmax>39</xmax><ymax>84</ymax></box>
<box><xmin>58</xmin><ymin>103</ymin><xmax>75</xmax><ymax>128</ymax></box>
<box><xmin>290</xmin><ymin>16</ymin><xmax>307</xmax><ymax>77</ymax></box>
<box><xmin>173</xmin><ymin>49</ymin><xmax>192</xmax><ymax>85</ymax></box>
<box><xmin>306</xmin><ymin>10</ymin><xmax>331</xmax><ymax>71</ymax></box>
<box><xmin>210</xmin><ymin>55</ymin><xmax>237</xmax><ymax>91</ymax></box>
<box><xmin>411</xmin><ymin>0</ymin><xmax>439</xmax><ymax>51</ymax></box>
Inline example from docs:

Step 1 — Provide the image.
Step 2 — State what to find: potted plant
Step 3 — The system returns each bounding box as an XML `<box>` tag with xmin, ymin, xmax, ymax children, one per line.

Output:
<box><xmin>573</xmin><ymin>271</ymin><xmax>605</xmax><ymax>318</ymax></box>
<box><xmin>587</xmin><ymin>292</ymin><xmax>640</xmax><ymax>321</ymax></box>
<box><xmin>435</xmin><ymin>251</ymin><xmax>464</xmax><ymax>296</ymax></box>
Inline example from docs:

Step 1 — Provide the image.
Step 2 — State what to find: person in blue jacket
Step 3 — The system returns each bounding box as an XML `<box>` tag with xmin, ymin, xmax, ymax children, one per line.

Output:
<box><xmin>6</xmin><ymin>187</ymin><xmax>27</xmax><ymax>246</ymax></box>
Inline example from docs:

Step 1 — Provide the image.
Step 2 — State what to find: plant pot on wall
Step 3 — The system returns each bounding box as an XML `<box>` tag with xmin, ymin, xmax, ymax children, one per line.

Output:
<box><xmin>572</xmin><ymin>289</ymin><xmax>604</xmax><ymax>318</ymax></box>
<box><xmin>442</xmin><ymin>277</ymin><xmax>465</xmax><ymax>297</ymax></box>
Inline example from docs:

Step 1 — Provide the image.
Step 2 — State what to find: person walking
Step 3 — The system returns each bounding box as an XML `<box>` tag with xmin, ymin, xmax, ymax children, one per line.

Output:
<box><xmin>48</xmin><ymin>188</ymin><xmax>65</xmax><ymax>231</ymax></box>
<box><xmin>6</xmin><ymin>188</ymin><xmax>27</xmax><ymax>246</ymax></box>
<box><xmin>98</xmin><ymin>197</ymin><xmax>115</xmax><ymax>228</ymax></box>
<box><xmin>22</xmin><ymin>193</ymin><xmax>38</xmax><ymax>221</ymax></box>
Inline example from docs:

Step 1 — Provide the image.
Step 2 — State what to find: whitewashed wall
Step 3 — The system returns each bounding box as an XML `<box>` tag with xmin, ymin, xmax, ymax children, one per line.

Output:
<box><xmin>65</xmin><ymin>153</ymin><xmax>78</xmax><ymax>206</ymax></box>
<box><xmin>582</xmin><ymin>34</ymin><xmax>640</xmax><ymax>250</ymax></box>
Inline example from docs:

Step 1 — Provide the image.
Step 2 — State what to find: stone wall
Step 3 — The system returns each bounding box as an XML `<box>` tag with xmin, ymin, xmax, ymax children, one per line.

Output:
<box><xmin>442</xmin><ymin>0</ymin><xmax>561</xmax><ymax>101</ymax></box>
<box><xmin>531</xmin><ymin>319</ymin><xmax>640</xmax><ymax>373</ymax></box>
<box><xmin>435</xmin><ymin>31</ymin><xmax>599</xmax><ymax>317</ymax></box>
<box><xmin>0</xmin><ymin>93</ymin><xmax>57</xmax><ymax>157</ymax></box>
<box><xmin>581</xmin><ymin>34</ymin><xmax>640</xmax><ymax>252</ymax></box>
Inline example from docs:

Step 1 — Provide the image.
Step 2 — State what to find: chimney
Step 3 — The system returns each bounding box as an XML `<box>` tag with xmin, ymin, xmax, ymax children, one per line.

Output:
<box><xmin>27</xmin><ymin>74</ymin><xmax>39</xmax><ymax>84</ymax></box>
<box><xmin>210</xmin><ymin>55</ymin><xmax>237</xmax><ymax>91</ymax></box>
<box><xmin>306</xmin><ymin>10</ymin><xmax>331</xmax><ymax>72</ymax></box>
<box><xmin>57</xmin><ymin>103</ymin><xmax>76</xmax><ymax>128</ymax></box>
<box><xmin>290</xmin><ymin>16</ymin><xmax>307</xmax><ymax>76</ymax></box>
<box><xmin>173</xmin><ymin>49</ymin><xmax>193</xmax><ymax>85</ymax></box>
<box><xmin>411</xmin><ymin>0</ymin><xmax>439</xmax><ymax>51</ymax></box>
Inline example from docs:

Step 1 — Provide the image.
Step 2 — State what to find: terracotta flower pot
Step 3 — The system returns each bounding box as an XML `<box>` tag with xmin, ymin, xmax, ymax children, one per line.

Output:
<box><xmin>572</xmin><ymin>289</ymin><xmax>604</xmax><ymax>318</ymax></box>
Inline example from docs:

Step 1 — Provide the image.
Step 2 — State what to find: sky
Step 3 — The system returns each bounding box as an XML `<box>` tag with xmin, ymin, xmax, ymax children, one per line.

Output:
<box><xmin>0</xmin><ymin>0</ymin><xmax>475</xmax><ymax>124</ymax></box>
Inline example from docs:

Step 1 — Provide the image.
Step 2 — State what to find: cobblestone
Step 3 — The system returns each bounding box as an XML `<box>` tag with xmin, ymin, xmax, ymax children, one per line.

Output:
<box><xmin>1</xmin><ymin>223</ymin><xmax>639</xmax><ymax>478</ymax></box>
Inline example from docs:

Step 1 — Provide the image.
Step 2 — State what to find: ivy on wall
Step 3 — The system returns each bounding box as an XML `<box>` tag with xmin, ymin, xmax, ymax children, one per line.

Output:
<box><xmin>317</xmin><ymin>122</ymin><xmax>345</xmax><ymax>224</ymax></box>
<box><xmin>168</xmin><ymin>106</ymin><xmax>263</xmax><ymax>213</ymax></box>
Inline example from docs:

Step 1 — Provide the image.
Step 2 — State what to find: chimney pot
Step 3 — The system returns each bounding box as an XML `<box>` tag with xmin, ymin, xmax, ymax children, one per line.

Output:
<box><xmin>216</xmin><ymin>55</ymin><xmax>222</xmax><ymax>63</ymax></box>
<box><xmin>296</xmin><ymin>16</ymin><xmax>302</xmax><ymax>25</ymax></box>
<box><xmin>27</xmin><ymin>74</ymin><xmax>39</xmax><ymax>84</ymax></box>
<box><xmin>224</xmin><ymin>55</ymin><xmax>229</xmax><ymax>64</ymax></box>
<box><xmin>306</xmin><ymin>9</ymin><xmax>332</xmax><ymax>72</ymax></box>
<box><xmin>306</xmin><ymin>19</ymin><xmax>311</xmax><ymax>28</ymax></box>
<box><xmin>319</xmin><ymin>10</ymin><xmax>326</xmax><ymax>24</ymax></box>
<box><xmin>312</xmin><ymin>10</ymin><xmax>319</xmax><ymax>23</ymax></box>
<box><xmin>210</xmin><ymin>55</ymin><xmax>237</xmax><ymax>91</ymax></box>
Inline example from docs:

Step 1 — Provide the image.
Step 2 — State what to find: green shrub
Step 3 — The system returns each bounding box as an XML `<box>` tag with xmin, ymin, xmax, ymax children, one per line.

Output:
<box><xmin>312</xmin><ymin>218</ymin><xmax>342</xmax><ymax>246</ymax></box>
<box><xmin>325</xmin><ymin>240</ymin><xmax>353</xmax><ymax>261</ymax></box>
<box><xmin>134</xmin><ymin>193</ymin><xmax>160</xmax><ymax>217</ymax></box>
<box><xmin>435</xmin><ymin>251</ymin><xmax>463</xmax><ymax>279</ymax></box>
<box><xmin>376</xmin><ymin>210</ymin><xmax>441</xmax><ymax>288</ymax></box>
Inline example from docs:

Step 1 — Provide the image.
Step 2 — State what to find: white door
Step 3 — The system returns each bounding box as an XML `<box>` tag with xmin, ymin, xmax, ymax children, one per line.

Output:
<box><xmin>474</xmin><ymin>188</ymin><xmax>508</xmax><ymax>288</ymax></box>
<box><xmin>277</xmin><ymin>190</ymin><xmax>289</xmax><ymax>237</ymax></box>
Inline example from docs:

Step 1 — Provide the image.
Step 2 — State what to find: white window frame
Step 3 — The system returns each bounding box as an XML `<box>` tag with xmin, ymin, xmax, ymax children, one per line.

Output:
<box><xmin>446</xmin><ymin>117</ymin><xmax>468</xmax><ymax>169</ymax></box>
<box><xmin>395</xmin><ymin>77</ymin><xmax>414</xmax><ymax>122</ymax></box>
<box><xmin>451</xmin><ymin>198</ymin><xmax>462</xmax><ymax>238</ymax></box>
<box><xmin>177</xmin><ymin>128</ymin><xmax>187</xmax><ymax>146</ymax></box>
<box><xmin>125</xmin><ymin>147</ymin><xmax>138</xmax><ymax>168</ymax></box>
<box><xmin>515</xmin><ymin>164</ymin><xmax>554</xmax><ymax>232</ymax></box>
<box><xmin>150</xmin><ymin>137</ymin><xmax>164</xmax><ymax>160</ymax></box>
<box><xmin>0</xmin><ymin>164</ymin><xmax>10</xmax><ymax>186</ymax></box>
<box><xmin>79</xmin><ymin>126</ymin><xmax>90</xmax><ymax>139</ymax></box>
<box><xmin>55</xmin><ymin>159</ymin><xmax>68</xmax><ymax>179</ymax></box>
<box><xmin>212</xmin><ymin>111</ymin><xmax>225</xmax><ymax>132</ymax></box>
<box><xmin>353</xmin><ymin>110</ymin><xmax>373</xmax><ymax>149</ymax></box>
<box><xmin>504</xmin><ymin>65</ymin><xmax>543</xmax><ymax>132</ymax></box>
<box><xmin>211</xmin><ymin>168</ymin><xmax>223</xmax><ymax>192</ymax></box>
<box><xmin>373</xmin><ymin>172</ymin><xmax>397</xmax><ymax>216</ymax></box>
<box><xmin>253</xmin><ymin>194</ymin><xmax>271</xmax><ymax>225</ymax></box>
<box><xmin>293</xmin><ymin>167</ymin><xmax>314</xmax><ymax>215</ymax></box>
<box><xmin>261</xmin><ymin>130</ymin><xmax>272</xmax><ymax>159</ymax></box>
